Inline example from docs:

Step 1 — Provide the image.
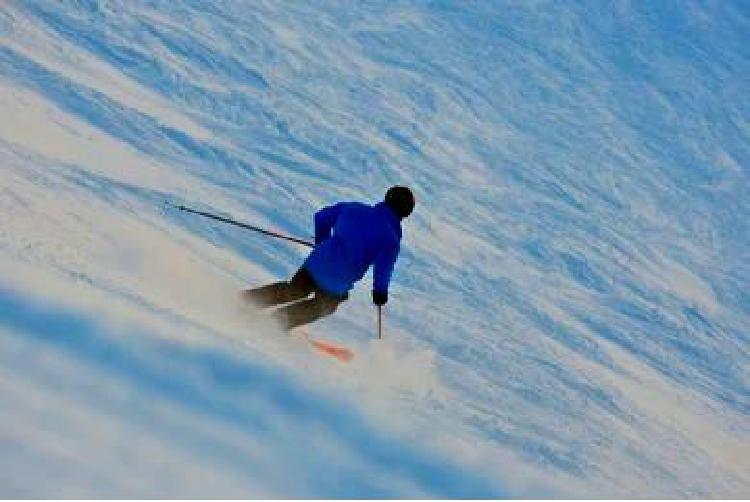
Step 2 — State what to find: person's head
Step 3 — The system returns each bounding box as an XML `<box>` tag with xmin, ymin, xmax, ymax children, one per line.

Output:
<box><xmin>384</xmin><ymin>185</ymin><xmax>415</xmax><ymax>219</ymax></box>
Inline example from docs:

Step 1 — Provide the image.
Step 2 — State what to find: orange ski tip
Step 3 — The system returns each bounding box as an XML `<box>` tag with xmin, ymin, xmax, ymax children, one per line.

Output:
<box><xmin>309</xmin><ymin>339</ymin><xmax>354</xmax><ymax>362</ymax></box>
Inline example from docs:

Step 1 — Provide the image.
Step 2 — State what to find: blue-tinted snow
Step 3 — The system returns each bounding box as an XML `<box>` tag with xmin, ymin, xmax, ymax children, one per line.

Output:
<box><xmin>0</xmin><ymin>288</ymin><xmax>502</xmax><ymax>498</ymax></box>
<box><xmin>1</xmin><ymin>0</ymin><xmax>748</xmax><ymax>497</ymax></box>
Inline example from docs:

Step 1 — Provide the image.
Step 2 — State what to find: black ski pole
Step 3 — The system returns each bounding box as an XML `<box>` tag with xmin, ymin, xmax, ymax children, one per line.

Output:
<box><xmin>377</xmin><ymin>305</ymin><xmax>383</xmax><ymax>340</ymax></box>
<box><xmin>169</xmin><ymin>203</ymin><xmax>314</xmax><ymax>248</ymax></box>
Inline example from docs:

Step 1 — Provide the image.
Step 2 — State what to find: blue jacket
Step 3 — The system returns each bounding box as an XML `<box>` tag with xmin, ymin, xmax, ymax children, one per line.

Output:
<box><xmin>304</xmin><ymin>201</ymin><xmax>402</xmax><ymax>297</ymax></box>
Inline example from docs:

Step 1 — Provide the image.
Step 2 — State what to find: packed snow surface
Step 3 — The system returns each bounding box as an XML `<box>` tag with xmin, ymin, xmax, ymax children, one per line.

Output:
<box><xmin>1</xmin><ymin>0</ymin><xmax>749</xmax><ymax>497</ymax></box>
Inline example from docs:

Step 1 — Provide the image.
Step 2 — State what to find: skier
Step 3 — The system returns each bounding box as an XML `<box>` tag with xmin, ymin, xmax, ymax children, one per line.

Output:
<box><xmin>243</xmin><ymin>186</ymin><xmax>415</xmax><ymax>331</ymax></box>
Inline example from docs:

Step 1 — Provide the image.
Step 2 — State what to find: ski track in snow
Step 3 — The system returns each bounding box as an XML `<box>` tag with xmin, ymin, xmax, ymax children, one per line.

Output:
<box><xmin>1</xmin><ymin>0</ymin><xmax>749</xmax><ymax>497</ymax></box>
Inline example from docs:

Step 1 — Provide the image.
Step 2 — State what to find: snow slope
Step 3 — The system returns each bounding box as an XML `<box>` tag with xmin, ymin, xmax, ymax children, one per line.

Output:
<box><xmin>1</xmin><ymin>0</ymin><xmax>749</xmax><ymax>497</ymax></box>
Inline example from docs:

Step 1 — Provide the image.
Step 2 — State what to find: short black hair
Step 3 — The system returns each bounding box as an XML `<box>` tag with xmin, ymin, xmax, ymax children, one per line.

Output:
<box><xmin>385</xmin><ymin>186</ymin><xmax>415</xmax><ymax>218</ymax></box>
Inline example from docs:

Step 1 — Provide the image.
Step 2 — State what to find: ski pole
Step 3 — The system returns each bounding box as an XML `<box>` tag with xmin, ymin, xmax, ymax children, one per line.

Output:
<box><xmin>377</xmin><ymin>305</ymin><xmax>382</xmax><ymax>340</ymax></box>
<box><xmin>169</xmin><ymin>203</ymin><xmax>314</xmax><ymax>248</ymax></box>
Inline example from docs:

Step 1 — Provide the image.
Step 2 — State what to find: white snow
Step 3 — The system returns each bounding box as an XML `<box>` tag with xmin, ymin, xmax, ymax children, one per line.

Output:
<box><xmin>1</xmin><ymin>0</ymin><xmax>748</xmax><ymax>498</ymax></box>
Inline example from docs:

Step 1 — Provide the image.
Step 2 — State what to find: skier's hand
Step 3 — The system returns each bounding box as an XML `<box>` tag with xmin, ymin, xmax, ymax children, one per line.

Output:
<box><xmin>372</xmin><ymin>290</ymin><xmax>388</xmax><ymax>306</ymax></box>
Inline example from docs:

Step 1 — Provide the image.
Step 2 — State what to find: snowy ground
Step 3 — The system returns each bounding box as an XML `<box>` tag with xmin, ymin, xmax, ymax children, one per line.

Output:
<box><xmin>1</xmin><ymin>0</ymin><xmax>749</xmax><ymax>498</ymax></box>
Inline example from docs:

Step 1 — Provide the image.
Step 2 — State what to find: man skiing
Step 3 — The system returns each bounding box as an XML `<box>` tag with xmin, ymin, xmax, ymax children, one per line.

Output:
<box><xmin>243</xmin><ymin>186</ymin><xmax>415</xmax><ymax>331</ymax></box>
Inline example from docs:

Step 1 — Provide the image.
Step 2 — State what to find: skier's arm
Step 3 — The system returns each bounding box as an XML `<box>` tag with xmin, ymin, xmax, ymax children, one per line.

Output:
<box><xmin>372</xmin><ymin>241</ymin><xmax>400</xmax><ymax>303</ymax></box>
<box><xmin>314</xmin><ymin>203</ymin><xmax>342</xmax><ymax>245</ymax></box>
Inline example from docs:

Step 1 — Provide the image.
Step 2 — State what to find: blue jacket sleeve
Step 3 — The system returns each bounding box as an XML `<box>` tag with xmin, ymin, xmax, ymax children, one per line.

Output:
<box><xmin>314</xmin><ymin>203</ymin><xmax>342</xmax><ymax>245</ymax></box>
<box><xmin>373</xmin><ymin>240</ymin><xmax>400</xmax><ymax>294</ymax></box>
